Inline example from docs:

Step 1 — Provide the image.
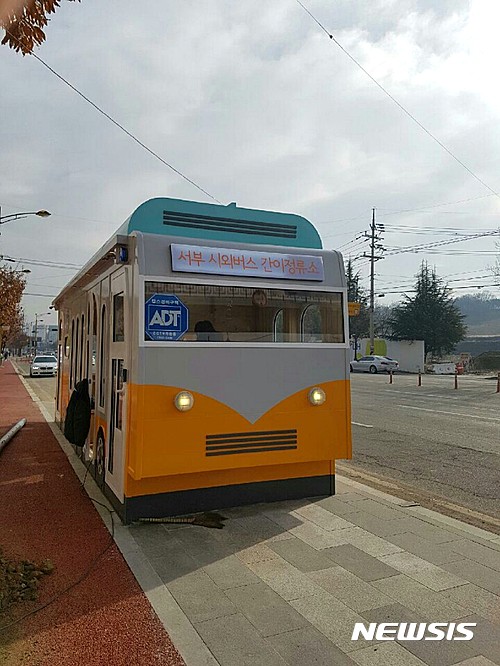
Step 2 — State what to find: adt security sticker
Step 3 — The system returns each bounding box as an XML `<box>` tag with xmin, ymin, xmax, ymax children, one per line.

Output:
<box><xmin>145</xmin><ymin>294</ymin><xmax>188</xmax><ymax>341</ymax></box>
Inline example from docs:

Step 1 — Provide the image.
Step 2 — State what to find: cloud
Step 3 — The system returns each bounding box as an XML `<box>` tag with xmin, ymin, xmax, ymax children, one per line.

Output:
<box><xmin>1</xmin><ymin>0</ymin><xmax>499</xmax><ymax>326</ymax></box>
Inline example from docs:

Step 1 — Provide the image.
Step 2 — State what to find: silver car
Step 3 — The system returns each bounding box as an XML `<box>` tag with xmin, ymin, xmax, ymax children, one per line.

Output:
<box><xmin>350</xmin><ymin>355</ymin><xmax>399</xmax><ymax>374</ymax></box>
<box><xmin>30</xmin><ymin>355</ymin><xmax>58</xmax><ymax>377</ymax></box>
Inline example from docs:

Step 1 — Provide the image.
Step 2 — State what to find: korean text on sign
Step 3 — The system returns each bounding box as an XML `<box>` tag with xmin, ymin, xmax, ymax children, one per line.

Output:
<box><xmin>171</xmin><ymin>244</ymin><xmax>324</xmax><ymax>281</ymax></box>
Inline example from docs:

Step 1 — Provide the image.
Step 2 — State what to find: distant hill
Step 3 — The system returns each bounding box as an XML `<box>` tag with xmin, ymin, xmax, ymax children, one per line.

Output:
<box><xmin>454</xmin><ymin>294</ymin><xmax>500</xmax><ymax>335</ymax></box>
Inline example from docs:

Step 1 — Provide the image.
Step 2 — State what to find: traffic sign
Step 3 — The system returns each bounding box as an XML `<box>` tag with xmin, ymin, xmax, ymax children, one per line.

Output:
<box><xmin>145</xmin><ymin>294</ymin><xmax>188</xmax><ymax>341</ymax></box>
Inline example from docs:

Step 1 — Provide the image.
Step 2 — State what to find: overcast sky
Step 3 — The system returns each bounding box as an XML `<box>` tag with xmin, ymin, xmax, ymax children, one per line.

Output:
<box><xmin>1</xmin><ymin>0</ymin><xmax>500</xmax><ymax>328</ymax></box>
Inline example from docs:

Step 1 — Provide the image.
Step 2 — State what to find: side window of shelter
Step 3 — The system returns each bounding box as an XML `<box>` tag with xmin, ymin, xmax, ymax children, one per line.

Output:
<box><xmin>99</xmin><ymin>305</ymin><xmax>107</xmax><ymax>409</ymax></box>
<box><xmin>113</xmin><ymin>293</ymin><xmax>124</xmax><ymax>342</ymax></box>
<box><xmin>69</xmin><ymin>319</ymin><xmax>75</xmax><ymax>388</ymax></box>
<box><xmin>79</xmin><ymin>314</ymin><xmax>85</xmax><ymax>381</ymax></box>
<box><xmin>86</xmin><ymin>305</ymin><xmax>90</xmax><ymax>378</ymax></box>
<box><xmin>75</xmin><ymin>317</ymin><xmax>80</xmax><ymax>384</ymax></box>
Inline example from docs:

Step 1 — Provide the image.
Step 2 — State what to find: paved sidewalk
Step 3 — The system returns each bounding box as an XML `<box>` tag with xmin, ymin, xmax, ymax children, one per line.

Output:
<box><xmin>124</xmin><ymin>479</ymin><xmax>500</xmax><ymax>666</ymax></box>
<box><xmin>4</xmin><ymin>360</ymin><xmax>500</xmax><ymax>666</ymax></box>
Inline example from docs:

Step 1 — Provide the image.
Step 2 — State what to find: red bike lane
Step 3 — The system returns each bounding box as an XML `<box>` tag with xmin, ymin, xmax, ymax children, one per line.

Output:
<box><xmin>0</xmin><ymin>362</ymin><xmax>184</xmax><ymax>666</ymax></box>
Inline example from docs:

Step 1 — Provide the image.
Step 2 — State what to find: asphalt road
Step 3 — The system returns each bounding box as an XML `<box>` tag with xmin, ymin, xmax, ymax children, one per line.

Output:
<box><xmin>344</xmin><ymin>371</ymin><xmax>500</xmax><ymax>526</ymax></box>
<box><xmin>15</xmin><ymin>362</ymin><xmax>500</xmax><ymax>528</ymax></box>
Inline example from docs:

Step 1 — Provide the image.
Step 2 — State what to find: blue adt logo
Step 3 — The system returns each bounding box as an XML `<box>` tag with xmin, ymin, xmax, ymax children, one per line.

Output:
<box><xmin>145</xmin><ymin>294</ymin><xmax>188</xmax><ymax>341</ymax></box>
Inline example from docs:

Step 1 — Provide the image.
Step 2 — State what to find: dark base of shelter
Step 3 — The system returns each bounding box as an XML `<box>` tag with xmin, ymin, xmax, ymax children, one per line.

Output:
<box><xmin>112</xmin><ymin>474</ymin><xmax>336</xmax><ymax>524</ymax></box>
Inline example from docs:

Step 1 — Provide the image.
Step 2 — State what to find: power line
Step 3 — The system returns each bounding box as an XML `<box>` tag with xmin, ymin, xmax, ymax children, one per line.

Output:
<box><xmin>1</xmin><ymin>255</ymin><xmax>82</xmax><ymax>269</ymax></box>
<box><xmin>377</xmin><ymin>193</ymin><xmax>497</xmax><ymax>215</ymax></box>
<box><xmin>23</xmin><ymin>292</ymin><xmax>58</xmax><ymax>297</ymax></box>
<box><xmin>296</xmin><ymin>0</ymin><xmax>500</xmax><ymax>199</ymax></box>
<box><xmin>25</xmin><ymin>51</ymin><xmax>221</xmax><ymax>204</ymax></box>
<box><xmin>384</xmin><ymin>230</ymin><xmax>499</xmax><ymax>257</ymax></box>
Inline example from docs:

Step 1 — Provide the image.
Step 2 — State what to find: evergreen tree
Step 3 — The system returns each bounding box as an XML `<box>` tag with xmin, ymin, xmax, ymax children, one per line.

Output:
<box><xmin>390</xmin><ymin>262</ymin><xmax>466</xmax><ymax>358</ymax></box>
<box><xmin>346</xmin><ymin>259</ymin><xmax>370</xmax><ymax>340</ymax></box>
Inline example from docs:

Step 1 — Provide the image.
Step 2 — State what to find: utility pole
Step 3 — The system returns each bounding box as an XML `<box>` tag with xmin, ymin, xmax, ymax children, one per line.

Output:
<box><xmin>369</xmin><ymin>208</ymin><xmax>376</xmax><ymax>353</ymax></box>
<box><xmin>363</xmin><ymin>208</ymin><xmax>384</xmax><ymax>354</ymax></box>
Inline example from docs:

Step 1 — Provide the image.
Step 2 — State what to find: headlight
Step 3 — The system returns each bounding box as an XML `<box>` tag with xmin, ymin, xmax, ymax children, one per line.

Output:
<box><xmin>308</xmin><ymin>387</ymin><xmax>326</xmax><ymax>406</ymax></box>
<box><xmin>174</xmin><ymin>390</ymin><xmax>194</xmax><ymax>411</ymax></box>
<box><xmin>32</xmin><ymin>366</ymin><xmax>39</xmax><ymax>370</ymax></box>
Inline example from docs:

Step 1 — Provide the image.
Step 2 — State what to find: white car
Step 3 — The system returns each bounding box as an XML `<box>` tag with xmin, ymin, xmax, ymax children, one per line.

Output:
<box><xmin>30</xmin><ymin>355</ymin><xmax>58</xmax><ymax>377</ymax></box>
<box><xmin>350</xmin><ymin>355</ymin><xmax>399</xmax><ymax>374</ymax></box>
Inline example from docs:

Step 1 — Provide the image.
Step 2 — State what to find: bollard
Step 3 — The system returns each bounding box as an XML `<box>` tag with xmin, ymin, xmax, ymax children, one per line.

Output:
<box><xmin>418</xmin><ymin>371</ymin><xmax>422</xmax><ymax>387</ymax></box>
<box><xmin>454</xmin><ymin>371</ymin><xmax>458</xmax><ymax>390</ymax></box>
<box><xmin>389</xmin><ymin>370</ymin><xmax>393</xmax><ymax>384</ymax></box>
<box><xmin>497</xmin><ymin>372</ymin><xmax>500</xmax><ymax>394</ymax></box>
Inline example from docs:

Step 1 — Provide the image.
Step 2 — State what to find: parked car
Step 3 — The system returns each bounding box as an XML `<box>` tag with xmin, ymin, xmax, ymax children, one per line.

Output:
<box><xmin>350</xmin><ymin>355</ymin><xmax>399</xmax><ymax>374</ymax></box>
<box><xmin>30</xmin><ymin>355</ymin><xmax>58</xmax><ymax>377</ymax></box>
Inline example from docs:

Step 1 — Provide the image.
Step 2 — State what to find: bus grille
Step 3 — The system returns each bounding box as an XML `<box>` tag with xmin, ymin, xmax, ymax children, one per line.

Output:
<box><xmin>163</xmin><ymin>211</ymin><xmax>297</xmax><ymax>239</ymax></box>
<box><xmin>205</xmin><ymin>429</ymin><xmax>298</xmax><ymax>456</ymax></box>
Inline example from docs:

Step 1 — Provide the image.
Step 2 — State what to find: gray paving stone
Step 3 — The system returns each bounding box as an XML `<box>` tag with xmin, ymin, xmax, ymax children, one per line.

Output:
<box><xmin>452</xmin><ymin>657</ymin><xmax>499</xmax><ymax>666</ymax></box>
<box><xmin>317</xmin><ymin>495</ymin><xmax>371</xmax><ymax>516</ymax></box>
<box><xmin>449</xmin><ymin>541</ymin><xmax>500</xmax><ymax>573</ymax></box>
<box><xmin>269</xmin><ymin>536</ymin><xmax>336</xmax><ymax>571</ymax></box>
<box><xmin>236</xmin><ymin>543</ymin><xmax>282</xmax><ymax>564</ymax></box>
<box><xmin>208</xmin><ymin>518</ymin><xmax>259</xmax><ymax>549</ymax></box>
<box><xmin>438</xmin><ymin>583</ymin><xmax>500</xmax><ymax>625</ymax></box>
<box><xmin>335</xmin><ymin>527</ymin><xmax>404</xmax><ymax>557</ymax></box>
<box><xmin>385</xmin><ymin>532</ymin><xmax>464</xmax><ymax>565</ymax></box>
<box><xmin>335</xmin><ymin>492</ymin><xmax>374</xmax><ymax>503</ymax></box>
<box><xmin>361</xmin><ymin>602</ymin><xmax>480</xmax><ymax>664</ymax></box>
<box><xmin>402</xmin><ymin>518</ymin><xmax>461</xmax><ymax>544</ymax></box>
<box><xmin>393</xmin><ymin>626</ymin><xmax>478</xmax><ymax>666</ymax></box>
<box><xmin>290</xmin><ymin>591</ymin><xmax>375</xmax><ymax>653</ymax></box>
<box><xmin>267</xmin><ymin>625</ymin><xmax>357</xmax><ymax>665</ymax></box>
<box><xmin>324</xmin><ymin>544</ymin><xmax>400</xmax><ymax>581</ymax></box>
<box><xmin>246</xmin><ymin>555</ymin><xmax>324</xmax><ymax>600</ymax></box>
<box><xmin>235</xmin><ymin>514</ymin><xmax>288</xmax><ymax>540</ymax></box>
<box><xmin>203</xmin><ymin>554</ymin><xmax>260</xmax><ymax>590</ymax></box>
<box><xmin>129</xmin><ymin>523</ymin><xmax>182</xmax><ymax>558</ymax></box>
<box><xmin>345</xmin><ymin>498</ymin><xmax>407</xmax><ymax>521</ymax></box>
<box><xmin>371</xmin><ymin>574</ymin><xmax>470</xmax><ymax>619</ymax></box>
<box><xmin>166</xmin><ymin>570</ymin><xmax>237</xmax><ymax>623</ymax></box>
<box><xmin>289</xmin><ymin>520</ymin><xmax>352</xmax><ymax>550</ymax></box>
<box><xmin>362</xmin><ymin>601</ymin><xmax>425</xmax><ymax>625</ymax></box>
<box><xmin>350</xmin><ymin>642</ymin><xmax>428</xmax><ymax>666</ymax></box>
<box><xmin>148</xmin><ymin>544</ymin><xmax>200</xmax><ymax>583</ymax></box>
<box><xmin>458</xmin><ymin>614</ymin><xmax>500</xmax><ymax>664</ymax></box>
<box><xmin>264</xmin><ymin>507</ymin><xmax>305</xmax><ymax>531</ymax></box>
<box><xmin>293</xmin><ymin>503</ymin><xmax>355</xmax><ymax>531</ymax></box>
<box><xmin>225</xmin><ymin>581</ymin><xmax>309</xmax><ymax>637</ymax></box>
<box><xmin>442</xmin><ymin>560</ymin><xmax>500</xmax><ymax>595</ymax></box>
<box><xmin>380</xmin><ymin>552</ymin><xmax>468</xmax><ymax>592</ymax></box>
<box><xmin>194</xmin><ymin>612</ymin><xmax>287</xmax><ymax>666</ymax></box>
<box><xmin>308</xmin><ymin>565</ymin><xmax>394</xmax><ymax>612</ymax></box>
<box><xmin>346</xmin><ymin>511</ymin><xmax>412</xmax><ymax>538</ymax></box>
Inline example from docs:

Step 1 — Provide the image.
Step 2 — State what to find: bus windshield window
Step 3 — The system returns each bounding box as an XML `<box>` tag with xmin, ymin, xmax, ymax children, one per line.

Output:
<box><xmin>145</xmin><ymin>282</ymin><xmax>344</xmax><ymax>343</ymax></box>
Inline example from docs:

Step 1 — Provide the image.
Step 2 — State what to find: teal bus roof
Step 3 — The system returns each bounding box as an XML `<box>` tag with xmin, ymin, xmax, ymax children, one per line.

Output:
<box><xmin>117</xmin><ymin>198</ymin><xmax>322</xmax><ymax>249</ymax></box>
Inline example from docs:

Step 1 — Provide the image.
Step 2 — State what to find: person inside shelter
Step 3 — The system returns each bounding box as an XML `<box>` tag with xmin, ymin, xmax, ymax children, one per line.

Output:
<box><xmin>194</xmin><ymin>320</ymin><xmax>225</xmax><ymax>342</ymax></box>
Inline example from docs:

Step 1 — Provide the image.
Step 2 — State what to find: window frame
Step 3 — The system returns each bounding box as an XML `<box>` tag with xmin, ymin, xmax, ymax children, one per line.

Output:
<box><xmin>141</xmin><ymin>276</ymin><xmax>348</xmax><ymax>348</ymax></box>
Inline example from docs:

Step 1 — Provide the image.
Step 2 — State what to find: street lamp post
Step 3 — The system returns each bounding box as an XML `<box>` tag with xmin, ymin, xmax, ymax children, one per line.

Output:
<box><xmin>0</xmin><ymin>207</ymin><xmax>51</xmax><ymax>226</ymax></box>
<box><xmin>34</xmin><ymin>313</ymin><xmax>51</xmax><ymax>356</ymax></box>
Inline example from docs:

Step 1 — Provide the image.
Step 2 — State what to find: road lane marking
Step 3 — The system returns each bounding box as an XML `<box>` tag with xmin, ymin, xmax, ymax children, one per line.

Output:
<box><xmin>399</xmin><ymin>405</ymin><xmax>500</xmax><ymax>422</ymax></box>
<box><xmin>351</xmin><ymin>421</ymin><xmax>374</xmax><ymax>428</ymax></box>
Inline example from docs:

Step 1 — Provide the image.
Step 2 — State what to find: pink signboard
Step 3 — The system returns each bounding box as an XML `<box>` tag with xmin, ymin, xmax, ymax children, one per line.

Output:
<box><xmin>171</xmin><ymin>244</ymin><xmax>324</xmax><ymax>281</ymax></box>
